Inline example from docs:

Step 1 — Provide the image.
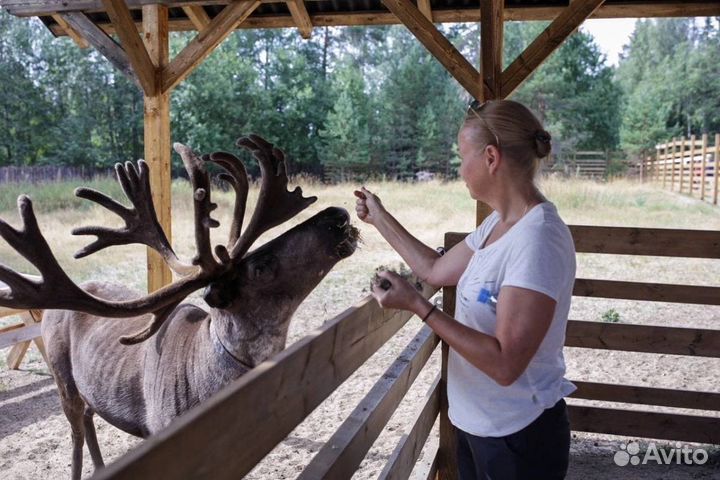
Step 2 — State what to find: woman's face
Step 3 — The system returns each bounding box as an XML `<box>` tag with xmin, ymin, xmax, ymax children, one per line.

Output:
<box><xmin>458</xmin><ymin>126</ymin><xmax>489</xmax><ymax>200</ymax></box>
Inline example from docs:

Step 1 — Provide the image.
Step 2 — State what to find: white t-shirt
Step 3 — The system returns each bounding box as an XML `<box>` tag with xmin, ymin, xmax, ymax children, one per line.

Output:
<box><xmin>447</xmin><ymin>201</ymin><xmax>577</xmax><ymax>437</ymax></box>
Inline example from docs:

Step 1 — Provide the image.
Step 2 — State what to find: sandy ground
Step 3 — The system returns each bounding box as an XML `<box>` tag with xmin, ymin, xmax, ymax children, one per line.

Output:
<box><xmin>1</xmin><ymin>180</ymin><xmax>719</xmax><ymax>479</ymax></box>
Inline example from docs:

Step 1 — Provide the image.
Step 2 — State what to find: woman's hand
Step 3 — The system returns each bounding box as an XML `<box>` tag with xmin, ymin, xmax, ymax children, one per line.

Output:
<box><xmin>370</xmin><ymin>270</ymin><xmax>424</xmax><ymax>312</ymax></box>
<box><xmin>353</xmin><ymin>187</ymin><xmax>386</xmax><ymax>225</ymax></box>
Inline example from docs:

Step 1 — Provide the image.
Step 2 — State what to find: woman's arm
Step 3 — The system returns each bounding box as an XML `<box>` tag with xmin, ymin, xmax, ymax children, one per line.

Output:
<box><xmin>355</xmin><ymin>187</ymin><xmax>473</xmax><ymax>287</ymax></box>
<box><xmin>373</xmin><ymin>271</ymin><xmax>556</xmax><ymax>386</ymax></box>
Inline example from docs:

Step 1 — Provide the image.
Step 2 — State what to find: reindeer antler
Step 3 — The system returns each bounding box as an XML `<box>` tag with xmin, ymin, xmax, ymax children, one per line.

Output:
<box><xmin>228</xmin><ymin>135</ymin><xmax>317</xmax><ymax>260</ymax></box>
<box><xmin>0</xmin><ymin>134</ymin><xmax>315</xmax><ymax>345</ymax></box>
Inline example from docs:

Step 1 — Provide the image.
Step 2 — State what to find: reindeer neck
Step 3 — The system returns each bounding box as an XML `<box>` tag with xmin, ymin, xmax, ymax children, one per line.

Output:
<box><xmin>209</xmin><ymin>309</ymin><xmax>292</xmax><ymax>368</ymax></box>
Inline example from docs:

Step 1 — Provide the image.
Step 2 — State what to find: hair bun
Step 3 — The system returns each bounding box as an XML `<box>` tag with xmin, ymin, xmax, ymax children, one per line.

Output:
<box><xmin>533</xmin><ymin>129</ymin><xmax>552</xmax><ymax>157</ymax></box>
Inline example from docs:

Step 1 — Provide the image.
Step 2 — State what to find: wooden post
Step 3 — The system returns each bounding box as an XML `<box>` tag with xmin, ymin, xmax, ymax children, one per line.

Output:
<box><xmin>439</xmin><ymin>234</ymin><xmax>458</xmax><ymax>480</ymax></box>
<box><xmin>662</xmin><ymin>142</ymin><xmax>668</xmax><ymax>188</ymax></box>
<box><xmin>700</xmin><ymin>134</ymin><xmax>708</xmax><ymax>202</ymax></box>
<box><xmin>143</xmin><ymin>5</ymin><xmax>172</xmax><ymax>292</ymax></box>
<box><xmin>714</xmin><ymin>133</ymin><xmax>719</xmax><ymax>205</ymax></box>
<box><xmin>678</xmin><ymin>137</ymin><xmax>686</xmax><ymax>194</ymax></box>
<box><xmin>670</xmin><ymin>138</ymin><xmax>676</xmax><ymax>192</ymax></box>
<box><xmin>688</xmin><ymin>135</ymin><xmax>696</xmax><ymax>197</ymax></box>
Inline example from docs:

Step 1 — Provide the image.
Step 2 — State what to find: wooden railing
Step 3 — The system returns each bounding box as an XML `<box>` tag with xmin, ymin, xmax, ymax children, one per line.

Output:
<box><xmin>644</xmin><ymin>134</ymin><xmax>720</xmax><ymax>205</ymax></box>
<box><xmin>89</xmin><ymin>224</ymin><xmax>719</xmax><ymax>479</ymax></box>
<box><xmin>0</xmin><ymin>307</ymin><xmax>46</xmax><ymax>369</ymax></box>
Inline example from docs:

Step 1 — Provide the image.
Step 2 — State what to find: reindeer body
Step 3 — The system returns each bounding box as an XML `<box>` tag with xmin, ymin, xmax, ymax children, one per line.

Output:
<box><xmin>43</xmin><ymin>282</ymin><xmax>250</xmax><ymax>437</ymax></box>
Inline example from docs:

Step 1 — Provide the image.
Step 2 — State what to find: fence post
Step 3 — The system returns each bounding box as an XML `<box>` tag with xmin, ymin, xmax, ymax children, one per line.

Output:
<box><xmin>661</xmin><ymin>141</ymin><xmax>667</xmax><ymax>188</ymax></box>
<box><xmin>714</xmin><ymin>133</ymin><xmax>719</xmax><ymax>206</ymax></box>
<box><xmin>438</xmin><ymin>235</ymin><xmax>459</xmax><ymax>480</ymax></box>
<box><xmin>700</xmin><ymin>134</ymin><xmax>708</xmax><ymax>202</ymax></box>
<box><xmin>689</xmin><ymin>135</ymin><xmax>696</xmax><ymax>197</ymax></box>
<box><xmin>679</xmin><ymin>137</ymin><xmax>686</xmax><ymax>194</ymax></box>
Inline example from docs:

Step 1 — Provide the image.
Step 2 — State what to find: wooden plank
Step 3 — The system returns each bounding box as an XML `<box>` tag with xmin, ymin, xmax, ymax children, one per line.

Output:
<box><xmin>688</xmin><ymin>134</ymin><xmax>696</xmax><ymax>196</ymax></box>
<box><xmin>570</xmin><ymin>381</ymin><xmax>720</xmax><ymax>411</ymax></box>
<box><xmin>381</xmin><ymin>0</ymin><xmax>482</xmax><ymax>100</ymax></box>
<box><xmin>438</xmin><ymin>235</ymin><xmax>457</xmax><ymax>480</ymax></box>
<box><xmin>417</xmin><ymin>0</ymin><xmax>432</xmax><ymax>21</ymax></box>
<box><xmin>501</xmin><ymin>0</ymin><xmax>606</xmax><ymax>98</ymax></box>
<box><xmin>0</xmin><ymin>323</ymin><xmax>41</xmax><ymax>350</ymax></box>
<box><xmin>286</xmin><ymin>0</ymin><xmax>313</xmax><ymax>39</ymax></box>
<box><xmin>94</xmin><ymin>286</ymin><xmax>437</xmax><ymax>480</ymax></box>
<box><xmin>714</xmin><ymin>133</ymin><xmax>719</xmax><ymax>206</ymax></box>
<box><xmin>679</xmin><ymin>136</ymin><xmax>686</xmax><ymax>193</ymax></box>
<box><xmin>299</xmin><ymin>326</ymin><xmax>439</xmax><ymax>480</ymax></box>
<box><xmin>568</xmin><ymin>405</ymin><xmax>720</xmax><ymax>444</ymax></box>
<box><xmin>9</xmin><ymin>1</ymin><xmax>720</xmax><ymax>20</ymax></box>
<box><xmin>573</xmin><ymin>279</ymin><xmax>720</xmax><ymax>305</ymax></box>
<box><xmin>0</xmin><ymin>307</ymin><xmax>25</xmax><ymax>318</ymax></box>
<box><xmin>102</xmin><ymin>0</ymin><xmax>157</xmax><ymax>95</ymax></box>
<box><xmin>565</xmin><ymin>320</ymin><xmax>720</xmax><ymax>357</ymax></box>
<box><xmin>51</xmin><ymin>13</ymin><xmax>89</xmax><ymax>48</ymax></box>
<box><xmin>425</xmin><ymin>447</ymin><xmax>439</xmax><ymax>480</ymax></box>
<box><xmin>569</xmin><ymin>225</ymin><xmax>720</xmax><ymax>258</ymax></box>
<box><xmin>143</xmin><ymin>4</ymin><xmax>172</xmax><ymax>292</ymax></box>
<box><xmin>181</xmin><ymin>5</ymin><xmax>210</xmax><ymax>30</ymax></box>
<box><xmin>61</xmin><ymin>12</ymin><xmax>140</xmax><ymax>87</ymax></box>
<box><xmin>162</xmin><ymin>0</ymin><xmax>261</xmax><ymax>93</ymax></box>
<box><xmin>670</xmin><ymin>137</ymin><xmax>676</xmax><ymax>190</ymax></box>
<box><xmin>378</xmin><ymin>375</ymin><xmax>441</xmax><ymax>480</ymax></box>
<box><xmin>700</xmin><ymin>133</ymin><xmax>708</xmax><ymax>201</ymax></box>
<box><xmin>480</xmin><ymin>0</ymin><xmax>503</xmax><ymax>100</ymax></box>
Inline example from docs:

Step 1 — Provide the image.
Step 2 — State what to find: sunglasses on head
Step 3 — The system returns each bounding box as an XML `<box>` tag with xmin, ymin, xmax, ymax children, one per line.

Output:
<box><xmin>467</xmin><ymin>99</ymin><xmax>501</xmax><ymax>149</ymax></box>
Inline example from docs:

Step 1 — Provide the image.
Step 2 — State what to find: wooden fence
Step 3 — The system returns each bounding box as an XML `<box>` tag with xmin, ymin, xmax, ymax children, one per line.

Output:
<box><xmin>643</xmin><ymin>134</ymin><xmax>719</xmax><ymax>205</ymax></box>
<box><xmin>84</xmin><ymin>223</ymin><xmax>720</xmax><ymax>480</ymax></box>
<box><xmin>0</xmin><ymin>307</ymin><xmax>46</xmax><ymax>369</ymax></box>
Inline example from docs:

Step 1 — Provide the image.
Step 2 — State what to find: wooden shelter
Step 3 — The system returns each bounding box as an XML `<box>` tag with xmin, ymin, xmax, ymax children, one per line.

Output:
<box><xmin>2</xmin><ymin>1</ymin><xmax>719</xmax><ymax>479</ymax></box>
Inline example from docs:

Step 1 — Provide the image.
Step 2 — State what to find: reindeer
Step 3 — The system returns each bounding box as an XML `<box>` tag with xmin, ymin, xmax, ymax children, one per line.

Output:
<box><xmin>0</xmin><ymin>135</ymin><xmax>358</xmax><ymax>479</ymax></box>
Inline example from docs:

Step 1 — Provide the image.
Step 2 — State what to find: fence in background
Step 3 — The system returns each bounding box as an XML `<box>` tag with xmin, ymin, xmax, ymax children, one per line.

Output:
<box><xmin>0</xmin><ymin>165</ymin><xmax>112</xmax><ymax>183</ymax></box>
<box><xmin>643</xmin><ymin>134</ymin><xmax>719</xmax><ymax>205</ymax></box>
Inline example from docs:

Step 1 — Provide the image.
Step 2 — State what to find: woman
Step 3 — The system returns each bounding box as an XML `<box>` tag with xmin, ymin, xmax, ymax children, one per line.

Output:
<box><xmin>355</xmin><ymin>99</ymin><xmax>576</xmax><ymax>480</ymax></box>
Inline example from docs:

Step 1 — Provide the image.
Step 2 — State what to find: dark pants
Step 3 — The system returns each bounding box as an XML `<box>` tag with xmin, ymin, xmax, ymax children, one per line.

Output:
<box><xmin>456</xmin><ymin>399</ymin><xmax>570</xmax><ymax>480</ymax></box>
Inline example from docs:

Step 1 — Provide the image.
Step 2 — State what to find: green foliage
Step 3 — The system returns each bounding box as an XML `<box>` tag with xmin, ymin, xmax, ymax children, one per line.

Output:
<box><xmin>601</xmin><ymin>308</ymin><xmax>621</xmax><ymax>323</ymax></box>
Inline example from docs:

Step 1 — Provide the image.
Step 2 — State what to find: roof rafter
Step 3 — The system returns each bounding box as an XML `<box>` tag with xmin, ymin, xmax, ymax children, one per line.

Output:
<box><xmin>102</xmin><ymin>0</ymin><xmax>157</xmax><ymax>95</ymax></box>
<box><xmin>51</xmin><ymin>13</ymin><xmax>89</xmax><ymax>48</ymax></box>
<box><xmin>162</xmin><ymin>0</ymin><xmax>261</xmax><ymax>93</ymax></box>
<box><xmin>60</xmin><ymin>11</ymin><xmax>140</xmax><ymax>87</ymax></box>
<box><xmin>182</xmin><ymin>5</ymin><xmax>211</xmax><ymax>30</ymax></box>
<box><xmin>417</xmin><ymin>0</ymin><xmax>432</xmax><ymax>21</ymax></box>
<box><xmin>501</xmin><ymin>0</ymin><xmax>606</xmax><ymax>98</ymax></box>
<box><xmin>381</xmin><ymin>0</ymin><xmax>482</xmax><ymax>100</ymax></box>
<box><xmin>286</xmin><ymin>0</ymin><xmax>312</xmax><ymax>39</ymax></box>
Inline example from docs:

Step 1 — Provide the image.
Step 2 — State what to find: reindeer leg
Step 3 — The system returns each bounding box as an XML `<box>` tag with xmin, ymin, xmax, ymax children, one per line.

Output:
<box><xmin>83</xmin><ymin>407</ymin><xmax>105</xmax><ymax>470</ymax></box>
<box><xmin>58</xmin><ymin>391</ymin><xmax>85</xmax><ymax>480</ymax></box>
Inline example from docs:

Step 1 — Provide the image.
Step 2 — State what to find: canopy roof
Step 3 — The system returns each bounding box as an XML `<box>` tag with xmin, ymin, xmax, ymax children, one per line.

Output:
<box><xmin>4</xmin><ymin>1</ymin><xmax>719</xmax><ymax>39</ymax></box>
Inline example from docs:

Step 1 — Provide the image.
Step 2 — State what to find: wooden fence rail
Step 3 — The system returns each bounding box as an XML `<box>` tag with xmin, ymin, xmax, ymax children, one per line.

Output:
<box><xmin>78</xmin><ymin>224</ymin><xmax>719</xmax><ymax>479</ymax></box>
<box><xmin>0</xmin><ymin>165</ymin><xmax>113</xmax><ymax>183</ymax></box>
<box><xmin>644</xmin><ymin>134</ymin><xmax>720</xmax><ymax>205</ymax></box>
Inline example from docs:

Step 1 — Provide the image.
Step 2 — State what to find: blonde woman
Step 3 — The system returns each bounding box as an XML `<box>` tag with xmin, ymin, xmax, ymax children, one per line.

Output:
<box><xmin>355</xmin><ymin>100</ymin><xmax>576</xmax><ymax>480</ymax></box>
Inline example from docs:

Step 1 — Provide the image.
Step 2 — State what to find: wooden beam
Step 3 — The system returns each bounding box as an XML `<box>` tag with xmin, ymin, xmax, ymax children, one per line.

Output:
<box><xmin>286</xmin><ymin>0</ymin><xmax>313</xmax><ymax>39</ymax></box>
<box><xmin>568</xmin><ymin>405</ymin><xmax>720</xmax><ymax>445</ymax></box>
<box><xmin>45</xmin><ymin>4</ymin><xmax>720</xmax><ymax>37</ymax></box>
<box><xmin>93</xmin><ymin>286</ymin><xmax>438</xmax><ymax>480</ymax></box>
<box><xmin>480</xmin><ymin>0</ymin><xmax>503</xmax><ymax>100</ymax></box>
<box><xmin>0</xmin><ymin>323</ymin><xmax>41</xmax><ymax>351</ymax></box>
<box><xmin>299</xmin><ymin>326</ymin><xmax>439</xmax><ymax>480</ymax></box>
<box><xmin>61</xmin><ymin>12</ymin><xmax>140</xmax><ymax>87</ymax></box>
<box><xmin>102</xmin><ymin>0</ymin><xmax>157</xmax><ymax>95</ymax></box>
<box><xmin>566</xmin><ymin>320</ymin><xmax>720</xmax><ymax>357</ymax></box>
<box><xmin>181</xmin><ymin>5</ymin><xmax>210</xmax><ymax>30</ymax></box>
<box><xmin>571</xmin><ymin>380</ymin><xmax>720</xmax><ymax>411</ymax></box>
<box><xmin>7</xmin><ymin>1</ymin><xmax>720</xmax><ymax>20</ymax></box>
<box><xmin>378</xmin><ymin>375</ymin><xmax>440</xmax><ymax>480</ymax></box>
<box><xmin>142</xmin><ymin>4</ymin><xmax>172</xmax><ymax>292</ymax></box>
<box><xmin>417</xmin><ymin>0</ymin><xmax>432</xmax><ymax>21</ymax></box>
<box><xmin>51</xmin><ymin>13</ymin><xmax>90</xmax><ymax>48</ymax></box>
<box><xmin>501</xmin><ymin>0</ymin><xmax>606</xmax><ymax>98</ymax></box>
<box><xmin>162</xmin><ymin>1</ymin><xmax>261</xmax><ymax>93</ymax></box>
<box><xmin>381</xmin><ymin>0</ymin><xmax>482</xmax><ymax>100</ymax></box>
<box><xmin>573</xmin><ymin>279</ymin><xmax>720</xmax><ymax>305</ymax></box>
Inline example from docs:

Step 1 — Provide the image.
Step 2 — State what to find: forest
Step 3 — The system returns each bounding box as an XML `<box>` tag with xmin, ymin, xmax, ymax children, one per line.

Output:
<box><xmin>1</xmin><ymin>11</ymin><xmax>718</xmax><ymax>180</ymax></box>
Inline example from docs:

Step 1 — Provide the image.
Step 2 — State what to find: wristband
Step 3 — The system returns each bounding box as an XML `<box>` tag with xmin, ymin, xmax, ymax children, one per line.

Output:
<box><xmin>421</xmin><ymin>304</ymin><xmax>437</xmax><ymax>323</ymax></box>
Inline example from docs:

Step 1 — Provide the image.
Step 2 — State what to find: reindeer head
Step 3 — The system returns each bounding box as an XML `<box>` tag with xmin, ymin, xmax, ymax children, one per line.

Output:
<box><xmin>0</xmin><ymin>135</ymin><xmax>358</xmax><ymax>344</ymax></box>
